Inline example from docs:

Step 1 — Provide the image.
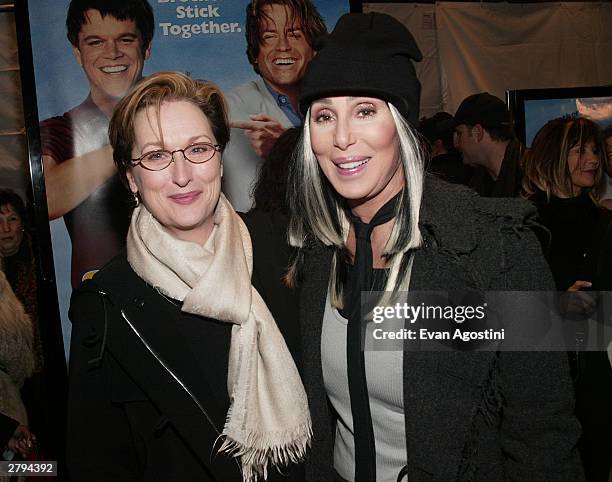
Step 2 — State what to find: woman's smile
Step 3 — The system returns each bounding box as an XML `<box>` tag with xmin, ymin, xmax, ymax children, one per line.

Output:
<box><xmin>333</xmin><ymin>156</ymin><xmax>371</xmax><ymax>175</ymax></box>
<box><xmin>168</xmin><ymin>190</ymin><xmax>202</xmax><ymax>205</ymax></box>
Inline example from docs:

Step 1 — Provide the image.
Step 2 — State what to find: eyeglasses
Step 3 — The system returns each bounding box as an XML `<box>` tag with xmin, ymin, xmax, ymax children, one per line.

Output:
<box><xmin>131</xmin><ymin>142</ymin><xmax>221</xmax><ymax>171</ymax></box>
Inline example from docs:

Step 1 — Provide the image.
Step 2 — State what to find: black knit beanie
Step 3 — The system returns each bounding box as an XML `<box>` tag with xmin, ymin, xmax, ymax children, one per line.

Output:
<box><xmin>299</xmin><ymin>12</ymin><xmax>423</xmax><ymax>124</ymax></box>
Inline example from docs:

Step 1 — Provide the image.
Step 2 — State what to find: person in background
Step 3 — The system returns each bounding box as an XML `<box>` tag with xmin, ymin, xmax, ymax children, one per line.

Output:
<box><xmin>522</xmin><ymin>116</ymin><xmax>612</xmax><ymax>482</ymax></box>
<box><xmin>68</xmin><ymin>72</ymin><xmax>309</xmax><ymax>481</ymax></box>
<box><xmin>454</xmin><ymin>92</ymin><xmax>524</xmax><ymax>197</ymax></box>
<box><xmin>40</xmin><ymin>0</ymin><xmax>154</xmax><ymax>288</ymax></box>
<box><xmin>287</xmin><ymin>12</ymin><xmax>582</xmax><ymax>481</ymax></box>
<box><xmin>223</xmin><ymin>0</ymin><xmax>326</xmax><ymax>212</ymax></box>
<box><xmin>418</xmin><ymin>112</ymin><xmax>471</xmax><ymax>186</ymax></box>
<box><xmin>0</xmin><ymin>269</ymin><xmax>35</xmax><ymax>468</ymax></box>
<box><xmin>0</xmin><ymin>189</ymin><xmax>42</xmax><ymax>373</ymax></box>
<box><xmin>242</xmin><ymin>127</ymin><xmax>302</xmax><ymax>367</ymax></box>
<box><xmin>251</xmin><ymin>126</ymin><xmax>301</xmax><ymax>214</ymax></box>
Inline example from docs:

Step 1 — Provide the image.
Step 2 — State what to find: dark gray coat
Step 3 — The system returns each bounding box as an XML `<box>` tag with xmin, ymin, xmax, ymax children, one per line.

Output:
<box><xmin>298</xmin><ymin>179</ymin><xmax>583</xmax><ymax>481</ymax></box>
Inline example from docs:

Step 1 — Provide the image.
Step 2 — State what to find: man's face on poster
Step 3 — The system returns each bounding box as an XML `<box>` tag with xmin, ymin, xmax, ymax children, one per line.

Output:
<box><xmin>255</xmin><ymin>4</ymin><xmax>314</xmax><ymax>95</ymax></box>
<box><xmin>73</xmin><ymin>9</ymin><xmax>150</xmax><ymax>105</ymax></box>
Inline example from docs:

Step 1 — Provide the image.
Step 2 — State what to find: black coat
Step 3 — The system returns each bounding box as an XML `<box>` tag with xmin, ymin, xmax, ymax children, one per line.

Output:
<box><xmin>67</xmin><ymin>256</ymin><xmax>241</xmax><ymax>482</ymax></box>
<box><xmin>298</xmin><ymin>180</ymin><xmax>583</xmax><ymax>481</ymax></box>
<box><xmin>67</xmin><ymin>236</ymin><xmax>302</xmax><ymax>481</ymax></box>
<box><xmin>530</xmin><ymin>190</ymin><xmax>611</xmax><ymax>291</ymax></box>
<box><xmin>468</xmin><ymin>139</ymin><xmax>524</xmax><ymax>198</ymax></box>
<box><xmin>530</xmin><ymin>190</ymin><xmax>612</xmax><ymax>481</ymax></box>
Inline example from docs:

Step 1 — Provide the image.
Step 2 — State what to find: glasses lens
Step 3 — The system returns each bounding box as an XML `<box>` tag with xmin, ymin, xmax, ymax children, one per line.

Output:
<box><xmin>141</xmin><ymin>150</ymin><xmax>173</xmax><ymax>170</ymax></box>
<box><xmin>184</xmin><ymin>143</ymin><xmax>216</xmax><ymax>163</ymax></box>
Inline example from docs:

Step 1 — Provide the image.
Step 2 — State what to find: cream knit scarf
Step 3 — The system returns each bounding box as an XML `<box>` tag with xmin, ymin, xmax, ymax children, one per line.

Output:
<box><xmin>126</xmin><ymin>195</ymin><xmax>311</xmax><ymax>481</ymax></box>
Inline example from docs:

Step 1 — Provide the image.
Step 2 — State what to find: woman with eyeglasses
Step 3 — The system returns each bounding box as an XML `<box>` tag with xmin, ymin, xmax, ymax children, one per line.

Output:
<box><xmin>66</xmin><ymin>72</ymin><xmax>310</xmax><ymax>482</ymax></box>
<box><xmin>286</xmin><ymin>13</ymin><xmax>582</xmax><ymax>481</ymax></box>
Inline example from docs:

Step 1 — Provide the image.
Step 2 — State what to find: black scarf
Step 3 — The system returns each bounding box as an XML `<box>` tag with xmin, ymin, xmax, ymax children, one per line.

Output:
<box><xmin>341</xmin><ymin>192</ymin><xmax>401</xmax><ymax>481</ymax></box>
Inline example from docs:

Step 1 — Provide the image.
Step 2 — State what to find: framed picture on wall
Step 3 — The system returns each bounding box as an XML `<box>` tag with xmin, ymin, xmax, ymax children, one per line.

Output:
<box><xmin>508</xmin><ymin>85</ymin><xmax>612</xmax><ymax>147</ymax></box>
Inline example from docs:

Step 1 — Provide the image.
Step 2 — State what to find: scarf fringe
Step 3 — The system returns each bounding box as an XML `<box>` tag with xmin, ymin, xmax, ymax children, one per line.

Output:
<box><xmin>218</xmin><ymin>422</ymin><xmax>313</xmax><ymax>481</ymax></box>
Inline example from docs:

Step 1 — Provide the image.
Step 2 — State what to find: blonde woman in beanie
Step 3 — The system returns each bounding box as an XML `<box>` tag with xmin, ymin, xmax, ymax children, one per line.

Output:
<box><xmin>67</xmin><ymin>72</ymin><xmax>310</xmax><ymax>482</ymax></box>
<box><xmin>286</xmin><ymin>12</ymin><xmax>583</xmax><ymax>482</ymax></box>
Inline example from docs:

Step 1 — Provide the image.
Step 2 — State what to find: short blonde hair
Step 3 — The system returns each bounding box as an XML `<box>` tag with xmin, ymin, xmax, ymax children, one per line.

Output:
<box><xmin>109</xmin><ymin>71</ymin><xmax>230</xmax><ymax>188</ymax></box>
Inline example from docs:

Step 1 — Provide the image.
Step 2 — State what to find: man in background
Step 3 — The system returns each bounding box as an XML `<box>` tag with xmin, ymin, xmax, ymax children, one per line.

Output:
<box><xmin>223</xmin><ymin>0</ymin><xmax>326</xmax><ymax>211</ymax></box>
<box><xmin>419</xmin><ymin>112</ymin><xmax>471</xmax><ymax>186</ymax></box>
<box><xmin>453</xmin><ymin>92</ymin><xmax>524</xmax><ymax>197</ymax></box>
<box><xmin>40</xmin><ymin>0</ymin><xmax>154</xmax><ymax>287</ymax></box>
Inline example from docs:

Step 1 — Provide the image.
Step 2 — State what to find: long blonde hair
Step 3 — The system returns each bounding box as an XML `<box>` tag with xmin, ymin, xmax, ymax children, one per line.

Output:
<box><xmin>286</xmin><ymin>103</ymin><xmax>424</xmax><ymax>308</ymax></box>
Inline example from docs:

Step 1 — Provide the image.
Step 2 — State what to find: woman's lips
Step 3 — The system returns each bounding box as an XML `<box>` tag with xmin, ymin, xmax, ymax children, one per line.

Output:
<box><xmin>332</xmin><ymin>156</ymin><xmax>370</xmax><ymax>176</ymax></box>
<box><xmin>169</xmin><ymin>191</ymin><xmax>201</xmax><ymax>205</ymax></box>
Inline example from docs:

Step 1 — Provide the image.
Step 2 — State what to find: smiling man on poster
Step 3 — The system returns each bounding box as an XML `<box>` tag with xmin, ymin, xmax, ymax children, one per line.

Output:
<box><xmin>223</xmin><ymin>0</ymin><xmax>327</xmax><ymax>212</ymax></box>
<box><xmin>39</xmin><ymin>0</ymin><xmax>154</xmax><ymax>288</ymax></box>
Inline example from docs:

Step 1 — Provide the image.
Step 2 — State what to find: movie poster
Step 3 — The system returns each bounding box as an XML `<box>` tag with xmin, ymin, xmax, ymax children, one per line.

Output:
<box><xmin>27</xmin><ymin>0</ymin><xmax>349</xmax><ymax>357</ymax></box>
<box><xmin>524</xmin><ymin>96</ymin><xmax>612</xmax><ymax>146</ymax></box>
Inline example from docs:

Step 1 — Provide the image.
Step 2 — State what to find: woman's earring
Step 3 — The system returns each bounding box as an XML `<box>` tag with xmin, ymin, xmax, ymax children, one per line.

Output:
<box><xmin>133</xmin><ymin>192</ymin><xmax>140</xmax><ymax>207</ymax></box>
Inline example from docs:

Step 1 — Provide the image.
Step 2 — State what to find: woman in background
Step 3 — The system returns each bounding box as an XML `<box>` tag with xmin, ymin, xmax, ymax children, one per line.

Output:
<box><xmin>0</xmin><ymin>269</ymin><xmax>34</xmax><ymax>473</ymax></box>
<box><xmin>523</xmin><ymin>116</ymin><xmax>612</xmax><ymax>481</ymax></box>
<box><xmin>68</xmin><ymin>72</ymin><xmax>309</xmax><ymax>482</ymax></box>
<box><xmin>286</xmin><ymin>12</ymin><xmax>582</xmax><ymax>482</ymax></box>
<box><xmin>242</xmin><ymin>127</ymin><xmax>303</xmax><ymax>366</ymax></box>
<box><xmin>523</xmin><ymin>117</ymin><xmax>609</xmax><ymax>292</ymax></box>
<box><xmin>0</xmin><ymin>190</ymin><xmax>42</xmax><ymax>373</ymax></box>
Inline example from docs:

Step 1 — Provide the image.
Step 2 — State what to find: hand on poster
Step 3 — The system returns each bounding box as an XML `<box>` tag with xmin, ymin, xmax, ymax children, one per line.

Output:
<box><xmin>230</xmin><ymin>114</ymin><xmax>286</xmax><ymax>159</ymax></box>
<box><xmin>43</xmin><ymin>145</ymin><xmax>115</xmax><ymax>220</ymax></box>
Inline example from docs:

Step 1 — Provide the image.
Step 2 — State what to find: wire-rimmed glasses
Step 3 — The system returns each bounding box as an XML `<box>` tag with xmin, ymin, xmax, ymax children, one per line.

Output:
<box><xmin>131</xmin><ymin>142</ymin><xmax>221</xmax><ymax>171</ymax></box>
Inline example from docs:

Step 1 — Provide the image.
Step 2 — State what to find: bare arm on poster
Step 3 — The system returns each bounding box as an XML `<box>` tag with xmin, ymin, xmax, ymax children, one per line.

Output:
<box><xmin>230</xmin><ymin>114</ymin><xmax>286</xmax><ymax>159</ymax></box>
<box><xmin>43</xmin><ymin>145</ymin><xmax>116</xmax><ymax>220</ymax></box>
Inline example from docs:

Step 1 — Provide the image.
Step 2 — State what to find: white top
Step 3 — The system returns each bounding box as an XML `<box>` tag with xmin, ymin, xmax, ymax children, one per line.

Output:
<box><xmin>222</xmin><ymin>77</ymin><xmax>293</xmax><ymax>212</ymax></box>
<box><xmin>321</xmin><ymin>293</ymin><xmax>408</xmax><ymax>482</ymax></box>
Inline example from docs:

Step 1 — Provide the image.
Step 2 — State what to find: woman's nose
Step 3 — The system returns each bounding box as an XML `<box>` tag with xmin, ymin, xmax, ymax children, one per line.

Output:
<box><xmin>171</xmin><ymin>152</ymin><xmax>193</xmax><ymax>187</ymax></box>
<box><xmin>583</xmin><ymin>150</ymin><xmax>600</xmax><ymax>166</ymax></box>
<box><xmin>333</xmin><ymin>118</ymin><xmax>355</xmax><ymax>150</ymax></box>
